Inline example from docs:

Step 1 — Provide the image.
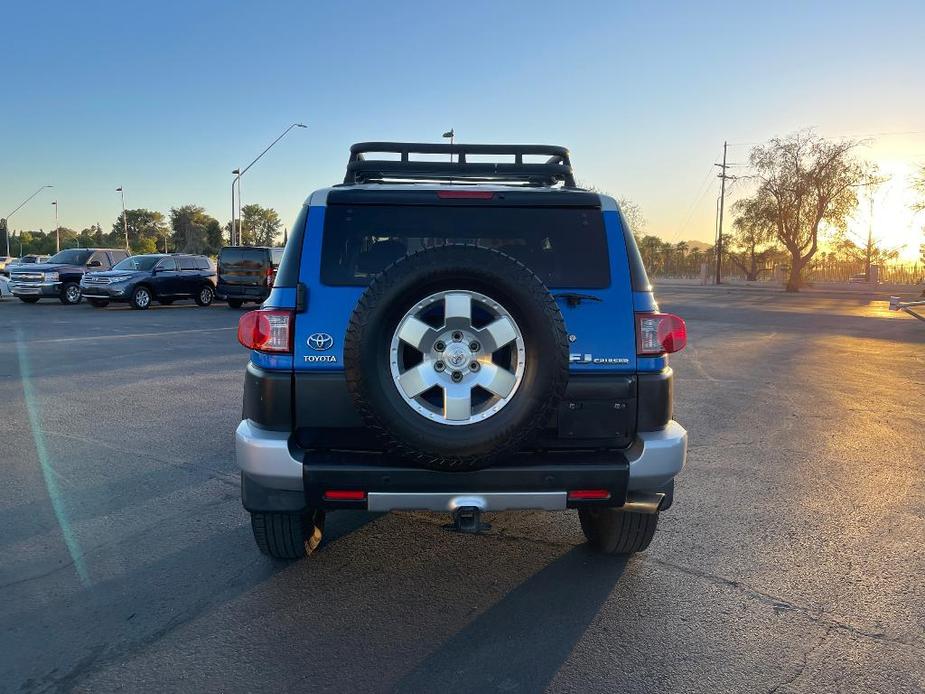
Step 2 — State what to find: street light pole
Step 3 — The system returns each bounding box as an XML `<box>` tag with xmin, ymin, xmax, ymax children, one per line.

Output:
<box><xmin>231</xmin><ymin>170</ymin><xmax>241</xmax><ymax>245</ymax></box>
<box><xmin>52</xmin><ymin>201</ymin><xmax>59</xmax><ymax>252</ymax></box>
<box><xmin>3</xmin><ymin>185</ymin><xmax>53</xmax><ymax>257</ymax></box>
<box><xmin>116</xmin><ymin>187</ymin><xmax>129</xmax><ymax>251</ymax></box>
<box><xmin>232</xmin><ymin>123</ymin><xmax>307</xmax><ymax>247</ymax></box>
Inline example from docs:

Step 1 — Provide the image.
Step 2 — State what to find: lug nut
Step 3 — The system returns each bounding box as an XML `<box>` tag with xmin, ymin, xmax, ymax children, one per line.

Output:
<box><xmin>469</xmin><ymin>361</ymin><xmax>480</xmax><ymax>372</ymax></box>
<box><xmin>434</xmin><ymin>361</ymin><xmax>446</xmax><ymax>372</ymax></box>
<box><xmin>452</xmin><ymin>331</ymin><xmax>463</xmax><ymax>342</ymax></box>
<box><xmin>469</xmin><ymin>340</ymin><xmax>480</xmax><ymax>352</ymax></box>
<box><xmin>451</xmin><ymin>371</ymin><xmax>463</xmax><ymax>382</ymax></box>
<box><xmin>434</xmin><ymin>340</ymin><xmax>446</xmax><ymax>352</ymax></box>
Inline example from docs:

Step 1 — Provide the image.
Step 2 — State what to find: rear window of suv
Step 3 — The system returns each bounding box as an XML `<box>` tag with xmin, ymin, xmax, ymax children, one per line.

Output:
<box><xmin>320</xmin><ymin>205</ymin><xmax>610</xmax><ymax>288</ymax></box>
<box><xmin>219</xmin><ymin>248</ymin><xmax>267</xmax><ymax>269</ymax></box>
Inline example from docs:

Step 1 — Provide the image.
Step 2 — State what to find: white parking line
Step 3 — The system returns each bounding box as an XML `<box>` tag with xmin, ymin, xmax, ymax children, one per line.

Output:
<box><xmin>29</xmin><ymin>327</ymin><xmax>237</xmax><ymax>344</ymax></box>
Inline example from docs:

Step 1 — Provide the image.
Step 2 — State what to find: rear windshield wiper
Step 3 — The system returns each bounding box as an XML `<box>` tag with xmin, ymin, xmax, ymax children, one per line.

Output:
<box><xmin>554</xmin><ymin>292</ymin><xmax>603</xmax><ymax>308</ymax></box>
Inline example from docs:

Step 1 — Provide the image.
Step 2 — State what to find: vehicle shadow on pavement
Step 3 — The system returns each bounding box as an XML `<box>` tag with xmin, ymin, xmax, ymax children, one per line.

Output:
<box><xmin>2</xmin><ymin>511</ymin><xmax>384</xmax><ymax>691</ymax></box>
<box><xmin>393</xmin><ymin>545</ymin><xmax>628</xmax><ymax>693</ymax></box>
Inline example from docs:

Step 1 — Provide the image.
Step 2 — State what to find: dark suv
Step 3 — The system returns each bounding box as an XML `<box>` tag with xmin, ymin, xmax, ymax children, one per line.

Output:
<box><xmin>80</xmin><ymin>253</ymin><xmax>216</xmax><ymax>309</ymax></box>
<box><xmin>216</xmin><ymin>246</ymin><xmax>283</xmax><ymax>308</ymax></box>
<box><xmin>235</xmin><ymin>142</ymin><xmax>688</xmax><ymax>560</ymax></box>
<box><xmin>9</xmin><ymin>248</ymin><xmax>129</xmax><ymax>304</ymax></box>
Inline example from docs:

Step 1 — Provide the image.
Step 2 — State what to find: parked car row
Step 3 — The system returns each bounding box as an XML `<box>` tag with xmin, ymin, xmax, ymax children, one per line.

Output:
<box><xmin>4</xmin><ymin>246</ymin><xmax>282</xmax><ymax>310</ymax></box>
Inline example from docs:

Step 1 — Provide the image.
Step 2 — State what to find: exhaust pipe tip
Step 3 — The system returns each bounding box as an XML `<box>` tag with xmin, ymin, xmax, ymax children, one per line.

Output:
<box><xmin>622</xmin><ymin>491</ymin><xmax>665</xmax><ymax>514</ymax></box>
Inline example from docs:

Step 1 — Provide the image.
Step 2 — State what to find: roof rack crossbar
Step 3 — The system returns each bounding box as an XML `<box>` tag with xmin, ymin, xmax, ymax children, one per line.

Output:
<box><xmin>344</xmin><ymin>142</ymin><xmax>576</xmax><ymax>188</ymax></box>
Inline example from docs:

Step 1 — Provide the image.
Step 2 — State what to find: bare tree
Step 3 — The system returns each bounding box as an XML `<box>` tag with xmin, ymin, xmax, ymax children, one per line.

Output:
<box><xmin>749</xmin><ymin>132</ymin><xmax>868</xmax><ymax>291</ymax></box>
<box><xmin>575</xmin><ymin>181</ymin><xmax>646</xmax><ymax>234</ymax></box>
<box><xmin>730</xmin><ymin>197</ymin><xmax>777</xmax><ymax>281</ymax></box>
<box><xmin>618</xmin><ymin>198</ymin><xmax>646</xmax><ymax>234</ymax></box>
<box><xmin>912</xmin><ymin>164</ymin><xmax>925</xmax><ymax>212</ymax></box>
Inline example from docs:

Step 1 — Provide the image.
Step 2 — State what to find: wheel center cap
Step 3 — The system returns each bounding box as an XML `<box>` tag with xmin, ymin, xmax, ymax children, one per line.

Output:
<box><xmin>445</xmin><ymin>345</ymin><xmax>468</xmax><ymax>368</ymax></box>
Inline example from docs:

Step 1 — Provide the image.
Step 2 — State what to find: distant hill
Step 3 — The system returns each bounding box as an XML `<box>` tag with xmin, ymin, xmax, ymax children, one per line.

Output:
<box><xmin>684</xmin><ymin>240</ymin><xmax>712</xmax><ymax>251</ymax></box>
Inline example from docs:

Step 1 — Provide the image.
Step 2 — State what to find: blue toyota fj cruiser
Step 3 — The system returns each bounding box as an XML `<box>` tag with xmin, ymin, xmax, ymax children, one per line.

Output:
<box><xmin>235</xmin><ymin>142</ymin><xmax>687</xmax><ymax>559</ymax></box>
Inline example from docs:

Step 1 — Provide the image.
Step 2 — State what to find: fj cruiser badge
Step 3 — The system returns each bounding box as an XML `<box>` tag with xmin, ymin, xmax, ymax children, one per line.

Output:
<box><xmin>570</xmin><ymin>354</ymin><xmax>631</xmax><ymax>365</ymax></box>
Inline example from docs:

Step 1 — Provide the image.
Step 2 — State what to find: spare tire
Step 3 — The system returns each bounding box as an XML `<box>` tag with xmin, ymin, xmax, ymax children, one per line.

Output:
<box><xmin>344</xmin><ymin>245</ymin><xmax>569</xmax><ymax>471</ymax></box>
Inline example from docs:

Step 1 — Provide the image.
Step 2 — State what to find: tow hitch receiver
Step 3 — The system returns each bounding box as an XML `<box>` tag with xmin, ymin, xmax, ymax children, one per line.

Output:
<box><xmin>446</xmin><ymin>506</ymin><xmax>491</xmax><ymax>534</ymax></box>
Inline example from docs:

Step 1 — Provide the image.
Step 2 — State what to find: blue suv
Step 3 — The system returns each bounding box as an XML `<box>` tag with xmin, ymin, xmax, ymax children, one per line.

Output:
<box><xmin>235</xmin><ymin>142</ymin><xmax>688</xmax><ymax>559</ymax></box>
<box><xmin>80</xmin><ymin>253</ymin><xmax>216</xmax><ymax>309</ymax></box>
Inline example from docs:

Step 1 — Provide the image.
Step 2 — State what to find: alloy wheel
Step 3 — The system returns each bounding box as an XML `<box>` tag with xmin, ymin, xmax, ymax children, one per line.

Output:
<box><xmin>389</xmin><ymin>290</ymin><xmax>525</xmax><ymax>425</ymax></box>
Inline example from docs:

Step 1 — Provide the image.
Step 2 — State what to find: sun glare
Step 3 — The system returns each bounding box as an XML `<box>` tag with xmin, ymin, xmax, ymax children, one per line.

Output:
<box><xmin>846</xmin><ymin>159</ymin><xmax>924</xmax><ymax>263</ymax></box>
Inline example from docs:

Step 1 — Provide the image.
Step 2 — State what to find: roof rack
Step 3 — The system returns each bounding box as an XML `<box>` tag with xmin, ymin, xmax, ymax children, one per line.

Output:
<box><xmin>343</xmin><ymin>142</ymin><xmax>577</xmax><ymax>188</ymax></box>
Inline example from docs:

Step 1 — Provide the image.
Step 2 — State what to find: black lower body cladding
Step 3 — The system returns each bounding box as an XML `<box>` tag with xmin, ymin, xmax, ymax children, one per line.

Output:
<box><xmin>343</xmin><ymin>245</ymin><xmax>570</xmax><ymax>472</ymax></box>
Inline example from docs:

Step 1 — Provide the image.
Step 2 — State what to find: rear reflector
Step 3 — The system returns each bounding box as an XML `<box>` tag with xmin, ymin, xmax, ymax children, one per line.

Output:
<box><xmin>237</xmin><ymin>309</ymin><xmax>293</xmax><ymax>353</ymax></box>
<box><xmin>568</xmin><ymin>489</ymin><xmax>611</xmax><ymax>501</ymax></box>
<box><xmin>436</xmin><ymin>190</ymin><xmax>495</xmax><ymax>199</ymax></box>
<box><xmin>636</xmin><ymin>312</ymin><xmax>687</xmax><ymax>355</ymax></box>
<box><xmin>323</xmin><ymin>490</ymin><xmax>366</xmax><ymax>501</ymax></box>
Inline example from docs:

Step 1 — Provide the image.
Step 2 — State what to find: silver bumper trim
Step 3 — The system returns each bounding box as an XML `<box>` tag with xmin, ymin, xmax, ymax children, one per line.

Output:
<box><xmin>367</xmin><ymin>491</ymin><xmax>566</xmax><ymax>512</ymax></box>
<box><xmin>235</xmin><ymin>418</ymin><xmax>688</xmax><ymax>496</ymax></box>
<box><xmin>627</xmin><ymin>421</ymin><xmax>687</xmax><ymax>490</ymax></box>
<box><xmin>235</xmin><ymin>420</ymin><xmax>303</xmax><ymax>491</ymax></box>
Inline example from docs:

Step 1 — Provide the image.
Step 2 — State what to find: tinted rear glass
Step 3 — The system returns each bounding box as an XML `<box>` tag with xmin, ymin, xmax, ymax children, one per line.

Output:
<box><xmin>178</xmin><ymin>256</ymin><xmax>198</xmax><ymax>270</ymax></box>
<box><xmin>321</xmin><ymin>205</ymin><xmax>609</xmax><ymax>288</ymax></box>
<box><xmin>219</xmin><ymin>248</ymin><xmax>267</xmax><ymax>268</ymax></box>
<box><xmin>47</xmin><ymin>249</ymin><xmax>92</xmax><ymax>265</ymax></box>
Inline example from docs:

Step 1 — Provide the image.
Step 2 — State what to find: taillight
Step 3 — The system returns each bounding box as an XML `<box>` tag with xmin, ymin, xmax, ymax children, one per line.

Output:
<box><xmin>237</xmin><ymin>309</ymin><xmax>293</xmax><ymax>353</ymax></box>
<box><xmin>266</xmin><ymin>266</ymin><xmax>275</xmax><ymax>287</ymax></box>
<box><xmin>636</xmin><ymin>312</ymin><xmax>687</xmax><ymax>355</ymax></box>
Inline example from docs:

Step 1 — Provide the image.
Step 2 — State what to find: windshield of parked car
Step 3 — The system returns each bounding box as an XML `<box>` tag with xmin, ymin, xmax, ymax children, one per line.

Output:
<box><xmin>47</xmin><ymin>249</ymin><xmax>92</xmax><ymax>265</ymax></box>
<box><xmin>113</xmin><ymin>256</ymin><xmax>161</xmax><ymax>271</ymax></box>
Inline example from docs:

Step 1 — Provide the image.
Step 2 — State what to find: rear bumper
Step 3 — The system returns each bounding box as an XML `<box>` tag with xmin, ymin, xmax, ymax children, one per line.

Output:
<box><xmin>235</xmin><ymin>419</ymin><xmax>687</xmax><ymax>513</ymax></box>
<box><xmin>216</xmin><ymin>284</ymin><xmax>269</xmax><ymax>301</ymax></box>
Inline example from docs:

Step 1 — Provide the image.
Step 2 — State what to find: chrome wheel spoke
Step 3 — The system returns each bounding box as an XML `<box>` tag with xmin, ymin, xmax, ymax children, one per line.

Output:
<box><xmin>396</xmin><ymin>316</ymin><xmax>437</xmax><ymax>351</ymax></box>
<box><xmin>397</xmin><ymin>363</ymin><xmax>437</xmax><ymax>398</ymax></box>
<box><xmin>477</xmin><ymin>363</ymin><xmax>517</xmax><ymax>398</ymax></box>
<box><xmin>443</xmin><ymin>292</ymin><xmax>472</xmax><ymax>329</ymax></box>
<box><xmin>443</xmin><ymin>385</ymin><xmax>472</xmax><ymax>421</ymax></box>
<box><xmin>478</xmin><ymin>317</ymin><xmax>518</xmax><ymax>352</ymax></box>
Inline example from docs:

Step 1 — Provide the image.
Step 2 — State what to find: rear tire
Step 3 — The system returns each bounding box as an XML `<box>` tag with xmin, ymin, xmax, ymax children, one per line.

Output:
<box><xmin>195</xmin><ymin>285</ymin><xmax>214</xmax><ymax>306</ymax></box>
<box><xmin>130</xmin><ymin>285</ymin><xmax>152</xmax><ymax>310</ymax></box>
<box><xmin>227</xmin><ymin>298</ymin><xmax>244</xmax><ymax>309</ymax></box>
<box><xmin>88</xmin><ymin>298</ymin><xmax>109</xmax><ymax>308</ymax></box>
<box><xmin>579</xmin><ymin>508</ymin><xmax>659</xmax><ymax>555</ymax></box>
<box><xmin>60</xmin><ymin>282</ymin><xmax>82</xmax><ymax>305</ymax></box>
<box><xmin>250</xmin><ymin>510</ymin><xmax>325</xmax><ymax>559</ymax></box>
<box><xmin>19</xmin><ymin>296</ymin><xmax>40</xmax><ymax>304</ymax></box>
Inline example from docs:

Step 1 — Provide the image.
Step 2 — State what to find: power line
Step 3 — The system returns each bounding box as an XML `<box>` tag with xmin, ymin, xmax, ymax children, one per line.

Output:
<box><xmin>670</xmin><ymin>162</ymin><xmax>718</xmax><ymax>243</ymax></box>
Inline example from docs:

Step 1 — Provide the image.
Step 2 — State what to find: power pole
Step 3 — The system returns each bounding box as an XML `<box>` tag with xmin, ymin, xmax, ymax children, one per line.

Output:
<box><xmin>714</xmin><ymin>141</ymin><xmax>731</xmax><ymax>284</ymax></box>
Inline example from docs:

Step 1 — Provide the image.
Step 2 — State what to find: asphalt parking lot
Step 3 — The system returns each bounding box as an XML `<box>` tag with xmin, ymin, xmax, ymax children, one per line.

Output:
<box><xmin>1</xmin><ymin>287</ymin><xmax>923</xmax><ymax>693</ymax></box>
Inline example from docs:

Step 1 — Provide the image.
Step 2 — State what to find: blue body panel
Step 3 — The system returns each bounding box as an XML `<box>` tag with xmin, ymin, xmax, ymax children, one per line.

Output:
<box><xmin>259</xmin><ymin>193</ymin><xmax>663</xmax><ymax>376</ymax></box>
<box><xmin>555</xmin><ymin>210</ymin><xmax>637</xmax><ymax>373</ymax></box>
<box><xmin>293</xmin><ymin>206</ymin><xmax>364</xmax><ymax>372</ymax></box>
<box><xmin>264</xmin><ymin>286</ymin><xmax>298</xmax><ymax>309</ymax></box>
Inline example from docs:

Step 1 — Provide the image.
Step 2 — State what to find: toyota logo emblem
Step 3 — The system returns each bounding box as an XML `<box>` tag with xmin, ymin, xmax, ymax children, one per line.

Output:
<box><xmin>307</xmin><ymin>332</ymin><xmax>334</xmax><ymax>351</ymax></box>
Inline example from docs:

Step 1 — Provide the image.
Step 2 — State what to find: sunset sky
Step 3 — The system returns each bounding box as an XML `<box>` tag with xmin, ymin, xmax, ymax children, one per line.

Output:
<box><xmin>3</xmin><ymin>1</ymin><xmax>924</xmax><ymax>259</ymax></box>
